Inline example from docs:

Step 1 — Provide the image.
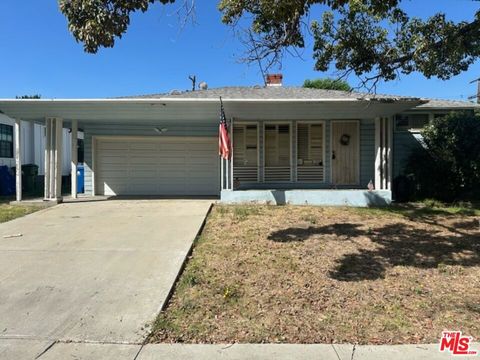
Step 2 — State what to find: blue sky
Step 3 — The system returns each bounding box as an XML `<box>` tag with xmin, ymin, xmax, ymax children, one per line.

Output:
<box><xmin>0</xmin><ymin>0</ymin><xmax>479</xmax><ymax>100</ymax></box>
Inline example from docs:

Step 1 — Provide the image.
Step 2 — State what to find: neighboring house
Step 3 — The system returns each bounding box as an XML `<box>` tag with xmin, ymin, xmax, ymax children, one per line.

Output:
<box><xmin>0</xmin><ymin>77</ymin><xmax>478</xmax><ymax>206</ymax></box>
<box><xmin>0</xmin><ymin>113</ymin><xmax>74</xmax><ymax>177</ymax></box>
<box><xmin>392</xmin><ymin>101</ymin><xmax>476</xmax><ymax>178</ymax></box>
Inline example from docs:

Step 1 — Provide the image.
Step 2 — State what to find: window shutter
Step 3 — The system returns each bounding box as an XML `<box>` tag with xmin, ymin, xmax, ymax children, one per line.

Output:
<box><xmin>233</xmin><ymin>124</ymin><xmax>258</xmax><ymax>183</ymax></box>
<box><xmin>264</xmin><ymin>124</ymin><xmax>291</xmax><ymax>182</ymax></box>
<box><xmin>297</xmin><ymin>123</ymin><xmax>324</xmax><ymax>182</ymax></box>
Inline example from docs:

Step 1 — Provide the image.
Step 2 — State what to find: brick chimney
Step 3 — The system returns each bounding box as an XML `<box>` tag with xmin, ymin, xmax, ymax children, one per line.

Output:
<box><xmin>266</xmin><ymin>73</ymin><xmax>283</xmax><ymax>87</ymax></box>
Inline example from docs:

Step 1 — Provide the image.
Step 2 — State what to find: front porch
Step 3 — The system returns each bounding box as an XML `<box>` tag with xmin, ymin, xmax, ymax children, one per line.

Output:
<box><xmin>220</xmin><ymin>117</ymin><xmax>393</xmax><ymax>207</ymax></box>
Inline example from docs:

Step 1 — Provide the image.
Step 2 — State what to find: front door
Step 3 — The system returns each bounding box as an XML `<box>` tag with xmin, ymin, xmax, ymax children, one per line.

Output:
<box><xmin>331</xmin><ymin>121</ymin><xmax>359</xmax><ymax>185</ymax></box>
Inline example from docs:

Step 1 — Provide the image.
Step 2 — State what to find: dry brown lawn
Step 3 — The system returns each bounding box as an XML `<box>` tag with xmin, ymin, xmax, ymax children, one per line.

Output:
<box><xmin>151</xmin><ymin>204</ymin><xmax>480</xmax><ymax>344</ymax></box>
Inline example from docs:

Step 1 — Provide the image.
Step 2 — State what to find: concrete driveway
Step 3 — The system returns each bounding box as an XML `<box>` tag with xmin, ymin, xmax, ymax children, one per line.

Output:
<box><xmin>0</xmin><ymin>199</ymin><xmax>212</xmax><ymax>358</ymax></box>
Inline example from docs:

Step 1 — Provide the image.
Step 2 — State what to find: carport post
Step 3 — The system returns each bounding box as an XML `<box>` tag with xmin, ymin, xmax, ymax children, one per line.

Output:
<box><xmin>49</xmin><ymin>118</ymin><xmax>56</xmax><ymax>199</ymax></box>
<box><xmin>44</xmin><ymin>118</ymin><xmax>51</xmax><ymax>200</ymax></box>
<box><xmin>14</xmin><ymin>119</ymin><xmax>22</xmax><ymax>202</ymax></box>
<box><xmin>71</xmin><ymin>120</ymin><xmax>78</xmax><ymax>198</ymax></box>
<box><xmin>54</xmin><ymin>118</ymin><xmax>63</xmax><ymax>200</ymax></box>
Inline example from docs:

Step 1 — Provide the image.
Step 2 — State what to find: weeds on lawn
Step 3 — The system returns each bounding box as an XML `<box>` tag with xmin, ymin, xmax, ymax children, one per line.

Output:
<box><xmin>0</xmin><ymin>204</ymin><xmax>46</xmax><ymax>223</ymax></box>
<box><xmin>233</xmin><ymin>206</ymin><xmax>260</xmax><ymax>221</ymax></box>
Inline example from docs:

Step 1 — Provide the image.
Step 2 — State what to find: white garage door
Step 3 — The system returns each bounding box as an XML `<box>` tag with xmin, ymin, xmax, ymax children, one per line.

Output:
<box><xmin>95</xmin><ymin>137</ymin><xmax>220</xmax><ymax>196</ymax></box>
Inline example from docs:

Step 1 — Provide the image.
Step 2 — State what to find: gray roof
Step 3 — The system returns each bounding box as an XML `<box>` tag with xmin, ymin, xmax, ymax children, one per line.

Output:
<box><xmin>415</xmin><ymin>98</ymin><xmax>479</xmax><ymax>109</ymax></box>
<box><xmin>123</xmin><ymin>86</ymin><xmax>416</xmax><ymax>101</ymax></box>
<box><xmin>122</xmin><ymin>86</ymin><xmax>479</xmax><ymax>109</ymax></box>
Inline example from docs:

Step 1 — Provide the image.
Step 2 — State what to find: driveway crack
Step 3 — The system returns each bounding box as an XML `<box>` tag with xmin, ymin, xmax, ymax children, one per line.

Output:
<box><xmin>35</xmin><ymin>340</ymin><xmax>57</xmax><ymax>359</ymax></box>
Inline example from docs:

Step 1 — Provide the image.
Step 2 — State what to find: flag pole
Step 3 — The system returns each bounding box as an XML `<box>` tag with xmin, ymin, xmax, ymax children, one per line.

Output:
<box><xmin>230</xmin><ymin>116</ymin><xmax>234</xmax><ymax>190</ymax></box>
<box><xmin>221</xmin><ymin>96</ymin><xmax>229</xmax><ymax>190</ymax></box>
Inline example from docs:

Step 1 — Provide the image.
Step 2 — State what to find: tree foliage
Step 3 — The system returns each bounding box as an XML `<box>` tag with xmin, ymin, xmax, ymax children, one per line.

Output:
<box><xmin>405</xmin><ymin>112</ymin><xmax>480</xmax><ymax>202</ymax></box>
<box><xmin>59</xmin><ymin>0</ymin><xmax>480</xmax><ymax>88</ymax></box>
<box><xmin>303</xmin><ymin>78</ymin><xmax>351</xmax><ymax>91</ymax></box>
<box><xmin>220</xmin><ymin>0</ymin><xmax>480</xmax><ymax>89</ymax></box>
<box><xmin>59</xmin><ymin>0</ymin><xmax>175</xmax><ymax>53</ymax></box>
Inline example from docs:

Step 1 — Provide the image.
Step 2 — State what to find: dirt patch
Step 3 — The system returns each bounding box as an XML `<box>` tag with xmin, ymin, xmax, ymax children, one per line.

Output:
<box><xmin>151</xmin><ymin>205</ymin><xmax>480</xmax><ymax>344</ymax></box>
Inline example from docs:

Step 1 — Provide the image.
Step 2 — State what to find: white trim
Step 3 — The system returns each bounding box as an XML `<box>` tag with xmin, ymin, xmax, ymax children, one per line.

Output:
<box><xmin>92</xmin><ymin>136</ymin><xmax>96</xmax><ymax>196</ymax></box>
<box><xmin>374</xmin><ymin>117</ymin><xmax>381</xmax><ymax>190</ymax></box>
<box><xmin>14</xmin><ymin>119</ymin><xmax>21</xmax><ymax>202</ymax></box>
<box><xmin>71</xmin><ymin>119</ymin><xmax>78</xmax><ymax>198</ymax></box>
<box><xmin>54</xmin><ymin>118</ymin><xmax>63</xmax><ymax>200</ymax></box>
<box><xmin>387</xmin><ymin>117</ymin><xmax>393</xmax><ymax>191</ymax></box>
<box><xmin>295</xmin><ymin>121</ymin><xmax>327</xmax><ymax>183</ymax></box>
<box><xmin>49</xmin><ymin>119</ymin><xmax>55</xmax><ymax>198</ymax></box>
<box><xmin>263</xmin><ymin>121</ymin><xmax>294</xmax><ymax>183</ymax></box>
<box><xmin>330</xmin><ymin>120</ymin><xmax>361</xmax><ymax>186</ymax></box>
<box><xmin>44</xmin><ymin>118</ymin><xmax>51</xmax><ymax>199</ymax></box>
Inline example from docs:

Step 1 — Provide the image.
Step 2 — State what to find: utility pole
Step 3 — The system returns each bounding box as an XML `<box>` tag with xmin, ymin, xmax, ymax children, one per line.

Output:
<box><xmin>468</xmin><ymin>77</ymin><xmax>480</xmax><ymax>103</ymax></box>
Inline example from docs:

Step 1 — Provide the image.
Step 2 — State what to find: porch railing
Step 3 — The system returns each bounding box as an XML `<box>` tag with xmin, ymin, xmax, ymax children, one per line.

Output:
<box><xmin>233</xmin><ymin>166</ymin><xmax>258</xmax><ymax>183</ymax></box>
<box><xmin>264</xmin><ymin>166</ymin><xmax>291</xmax><ymax>182</ymax></box>
<box><xmin>297</xmin><ymin>166</ymin><xmax>324</xmax><ymax>182</ymax></box>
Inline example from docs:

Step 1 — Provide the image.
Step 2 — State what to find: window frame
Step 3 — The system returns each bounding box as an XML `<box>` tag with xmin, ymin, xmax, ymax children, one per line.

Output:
<box><xmin>0</xmin><ymin>124</ymin><xmax>14</xmax><ymax>159</ymax></box>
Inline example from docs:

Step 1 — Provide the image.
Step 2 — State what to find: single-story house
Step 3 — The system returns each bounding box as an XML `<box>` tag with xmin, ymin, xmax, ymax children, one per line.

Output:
<box><xmin>0</xmin><ymin>78</ymin><xmax>478</xmax><ymax>206</ymax></box>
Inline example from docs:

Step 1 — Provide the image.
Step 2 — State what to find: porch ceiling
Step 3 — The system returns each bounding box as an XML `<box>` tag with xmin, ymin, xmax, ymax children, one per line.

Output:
<box><xmin>0</xmin><ymin>98</ymin><xmax>422</xmax><ymax>126</ymax></box>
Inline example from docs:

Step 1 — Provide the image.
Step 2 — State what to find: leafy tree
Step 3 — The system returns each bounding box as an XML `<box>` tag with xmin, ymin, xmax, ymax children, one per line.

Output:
<box><xmin>404</xmin><ymin>112</ymin><xmax>480</xmax><ymax>202</ymax></box>
<box><xmin>303</xmin><ymin>78</ymin><xmax>351</xmax><ymax>91</ymax></box>
<box><xmin>59</xmin><ymin>0</ymin><xmax>480</xmax><ymax>88</ymax></box>
<box><xmin>15</xmin><ymin>95</ymin><xmax>41</xmax><ymax>99</ymax></box>
<box><xmin>59</xmin><ymin>0</ymin><xmax>182</xmax><ymax>53</ymax></box>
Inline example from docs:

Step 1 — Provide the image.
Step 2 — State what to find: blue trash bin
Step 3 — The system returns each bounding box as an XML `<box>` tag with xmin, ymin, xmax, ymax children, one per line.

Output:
<box><xmin>76</xmin><ymin>164</ymin><xmax>85</xmax><ymax>194</ymax></box>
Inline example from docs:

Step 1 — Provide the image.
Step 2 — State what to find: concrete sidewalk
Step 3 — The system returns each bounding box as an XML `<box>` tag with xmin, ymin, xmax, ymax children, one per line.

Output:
<box><xmin>2</xmin><ymin>341</ymin><xmax>475</xmax><ymax>359</ymax></box>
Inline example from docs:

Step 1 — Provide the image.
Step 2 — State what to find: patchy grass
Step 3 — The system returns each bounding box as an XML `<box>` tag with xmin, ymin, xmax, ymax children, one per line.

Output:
<box><xmin>151</xmin><ymin>204</ymin><xmax>480</xmax><ymax>344</ymax></box>
<box><xmin>0</xmin><ymin>202</ymin><xmax>47</xmax><ymax>223</ymax></box>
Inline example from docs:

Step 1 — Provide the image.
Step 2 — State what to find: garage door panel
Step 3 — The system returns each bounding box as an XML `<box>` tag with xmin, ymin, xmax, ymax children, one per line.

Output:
<box><xmin>129</xmin><ymin>143</ymin><xmax>157</xmax><ymax>151</ymax></box>
<box><xmin>98</xmin><ymin>142</ymin><xmax>129</xmax><ymax>151</ymax></box>
<box><xmin>98</xmin><ymin>158</ymin><xmax>127</xmax><ymax>166</ymax></box>
<box><xmin>95</xmin><ymin>137</ymin><xmax>219</xmax><ymax>196</ymax></box>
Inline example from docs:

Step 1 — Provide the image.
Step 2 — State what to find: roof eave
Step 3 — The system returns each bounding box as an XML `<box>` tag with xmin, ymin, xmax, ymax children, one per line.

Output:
<box><xmin>0</xmin><ymin>97</ymin><xmax>423</xmax><ymax>104</ymax></box>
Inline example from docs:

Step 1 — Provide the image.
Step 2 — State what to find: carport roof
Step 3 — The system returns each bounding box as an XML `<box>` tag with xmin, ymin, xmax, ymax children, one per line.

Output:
<box><xmin>0</xmin><ymin>86</ymin><xmax>476</xmax><ymax>124</ymax></box>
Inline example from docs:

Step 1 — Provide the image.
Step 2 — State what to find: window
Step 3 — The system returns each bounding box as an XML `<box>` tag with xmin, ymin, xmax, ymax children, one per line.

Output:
<box><xmin>264</xmin><ymin>123</ymin><xmax>291</xmax><ymax>181</ymax></box>
<box><xmin>77</xmin><ymin>139</ymin><xmax>85</xmax><ymax>163</ymax></box>
<box><xmin>0</xmin><ymin>124</ymin><xmax>13</xmax><ymax>158</ymax></box>
<box><xmin>297</xmin><ymin>123</ymin><xmax>324</xmax><ymax>182</ymax></box>
<box><xmin>395</xmin><ymin>114</ymin><xmax>430</xmax><ymax>132</ymax></box>
<box><xmin>233</xmin><ymin>124</ymin><xmax>258</xmax><ymax>182</ymax></box>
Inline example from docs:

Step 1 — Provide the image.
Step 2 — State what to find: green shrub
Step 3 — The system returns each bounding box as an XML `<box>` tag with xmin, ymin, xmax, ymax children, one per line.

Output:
<box><xmin>405</xmin><ymin>111</ymin><xmax>480</xmax><ymax>202</ymax></box>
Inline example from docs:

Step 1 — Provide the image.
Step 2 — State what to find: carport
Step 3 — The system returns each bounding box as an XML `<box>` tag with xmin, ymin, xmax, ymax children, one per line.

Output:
<box><xmin>0</xmin><ymin>98</ymin><xmax>223</xmax><ymax>201</ymax></box>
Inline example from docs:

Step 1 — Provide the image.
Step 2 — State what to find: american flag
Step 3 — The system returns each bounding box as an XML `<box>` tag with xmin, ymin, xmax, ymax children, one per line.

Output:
<box><xmin>218</xmin><ymin>97</ymin><xmax>231</xmax><ymax>160</ymax></box>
